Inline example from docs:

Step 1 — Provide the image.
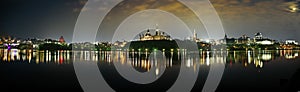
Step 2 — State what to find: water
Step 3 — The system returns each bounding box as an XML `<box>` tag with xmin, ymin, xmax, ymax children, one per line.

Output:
<box><xmin>0</xmin><ymin>49</ymin><xmax>299</xmax><ymax>91</ymax></box>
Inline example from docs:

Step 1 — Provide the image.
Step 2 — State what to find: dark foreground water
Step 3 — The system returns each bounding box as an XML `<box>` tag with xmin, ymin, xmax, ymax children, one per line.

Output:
<box><xmin>0</xmin><ymin>49</ymin><xmax>299</xmax><ymax>92</ymax></box>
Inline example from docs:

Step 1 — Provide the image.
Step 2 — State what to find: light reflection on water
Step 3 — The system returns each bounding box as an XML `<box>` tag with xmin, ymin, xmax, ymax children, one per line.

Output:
<box><xmin>0</xmin><ymin>48</ymin><xmax>299</xmax><ymax>70</ymax></box>
<box><xmin>1</xmin><ymin>49</ymin><xmax>300</xmax><ymax>91</ymax></box>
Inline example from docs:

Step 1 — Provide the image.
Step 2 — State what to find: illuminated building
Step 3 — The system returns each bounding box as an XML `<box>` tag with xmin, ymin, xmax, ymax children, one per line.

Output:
<box><xmin>192</xmin><ymin>29</ymin><xmax>200</xmax><ymax>42</ymax></box>
<box><xmin>236</xmin><ymin>34</ymin><xmax>251</xmax><ymax>44</ymax></box>
<box><xmin>113</xmin><ymin>41</ymin><xmax>127</xmax><ymax>48</ymax></box>
<box><xmin>285</xmin><ymin>40</ymin><xmax>299</xmax><ymax>45</ymax></box>
<box><xmin>59</xmin><ymin>36</ymin><xmax>66</xmax><ymax>44</ymax></box>
<box><xmin>255</xmin><ymin>32</ymin><xmax>263</xmax><ymax>40</ymax></box>
<box><xmin>139</xmin><ymin>25</ymin><xmax>171</xmax><ymax>41</ymax></box>
<box><xmin>1</xmin><ymin>36</ymin><xmax>19</xmax><ymax>49</ymax></box>
<box><xmin>253</xmin><ymin>32</ymin><xmax>275</xmax><ymax>45</ymax></box>
<box><xmin>256</xmin><ymin>39</ymin><xmax>274</xmax><ymax>45</ymax></box>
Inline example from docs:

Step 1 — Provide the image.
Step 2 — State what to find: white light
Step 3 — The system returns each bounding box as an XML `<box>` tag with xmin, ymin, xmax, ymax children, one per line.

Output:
<box><xmin>155</xmin><ymin>68</ymin><xmax>159</xmax><ymax>76</ymax></box>
<box><xmin>261</xmin><ymin>54</ymin><xmax>272</xmax><ymax>61</ymax></box>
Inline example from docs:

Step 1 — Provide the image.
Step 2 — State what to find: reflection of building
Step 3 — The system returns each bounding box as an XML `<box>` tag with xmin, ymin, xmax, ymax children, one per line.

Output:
<box><xmin>139</xmin><ymin>25</ymin><xmax>171</xmax><ymax>41</ymax></box>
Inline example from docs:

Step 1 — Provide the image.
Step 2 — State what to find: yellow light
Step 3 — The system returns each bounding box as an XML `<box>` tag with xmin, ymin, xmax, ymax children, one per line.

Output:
<box><xmin>292</xmin><ymin>7</ymin><xmax>297</xmax><ymax>11</ymax></box>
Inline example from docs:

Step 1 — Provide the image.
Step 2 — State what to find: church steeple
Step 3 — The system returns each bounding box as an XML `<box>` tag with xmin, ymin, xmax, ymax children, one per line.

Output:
<box><xmin>224</xmin><ymin>34</ymin><xmax>228</xmax><ymax>39</ymax></box>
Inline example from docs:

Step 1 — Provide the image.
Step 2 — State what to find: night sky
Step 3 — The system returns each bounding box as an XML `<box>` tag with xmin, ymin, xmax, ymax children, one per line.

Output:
<box><xmin>1</xmin><ymin>0</ymin><xmax>300</xmax><ymax>42</ymax></box>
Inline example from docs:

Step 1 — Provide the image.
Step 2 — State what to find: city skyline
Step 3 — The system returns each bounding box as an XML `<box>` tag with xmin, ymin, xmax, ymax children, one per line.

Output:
<box><xmin>1</xmin><ymin>0</ymin><xmax>300</xmax><ymax>43</ymax></box>
<box><xmin>1</xmin><ymin>0</ymin><xmax>300</xmax><ymax>91</ymax></box>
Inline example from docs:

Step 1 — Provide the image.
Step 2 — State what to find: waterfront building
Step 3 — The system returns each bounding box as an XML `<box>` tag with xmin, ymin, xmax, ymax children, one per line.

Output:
<box><xmin>255</xmin><ymin>39</ymin><xmax>274</xmax><ymax>45</ymax></box>
<box><xmin>255</xmin><ymin>32</ymin><xmax>263</xmax><ymax>40</ymax></box>
<box><xmin>285</xmin><ymin>40</ymin><xmax>299</xmax><ymax>45</ymax></box>
<box><xmin>139</xmin><ymin>25</ymin><xmax>171</xmax><ymax>41</ymax></box>
<box><xmin>192</xmin><ymin>29</ymin><xmax>200</xmax><ymax>42</ymax></box>
<box><xmin>236</xmin><ymin>34</ymin><xmax>251</xmax><ymax>44</ymax></box>
<box><xmin>253</xmin><ymin>33</ymin><xmax>275</xmax><ymax>45</ymax></box>
<box><xmin>113</xmin><ymin>41</ymin><xmax>127</xmax><ymax>48</ymax></box>
<box><xmin>59</xmin><ymin>36</ymin><xmax>66</xmax><ymax>44</ymax></box>
<box><xmin>223</xmin><ymin>34</ymin><xmax>236</xmax><ymax>44</ymax></box>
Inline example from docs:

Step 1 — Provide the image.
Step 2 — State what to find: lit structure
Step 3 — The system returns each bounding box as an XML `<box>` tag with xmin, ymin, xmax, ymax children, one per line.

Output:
<box><xmin>285</xmin><ymin>40</ymin><xmax>299</xmax><ymax>45</ymax></box>
<box><xmin>192</xmin><ymin>29</ymin><xmax>201</xmax><ymax>42</ymax></box>
<box><xmin>253</xmin><ymin>32</ymin><xmax>275</xmax><ymax>45</ymax></box>
<box><xmin>236</xmin><ymin>34</ymin><xmax>251</xmax><ymax>44</ymax></box>
<box><xmin>1</xmin><ymin>36</ymin><xmax>19</xmax><ymax>49</ymax></box>
<box><xmin>113</xmin><ymin>41</ymin><xmax>127</xmax><ymax>48</ymax></box>
<box><xmin>223</xmin><ymin>32</ymin><xmax>276</xmax><ymax>46</ymax></box>
<box><xmin>256</xmin><ymin>39</ymin><xmax>274</xmax><ymax>45</ymax></box>
<box><xmin>59</xmin><ymin>36</ymin><xmax>66</xmax><ymax>43</ymax></box>
<box><xmin>255</xmin><ymin>32</ymin><xmax>263</xmax><ymax>40</ymax></box>
<box><xmin>139</xmin><ymin>25</ymin><xmax>171</xmax><ymax>41</ymax></box>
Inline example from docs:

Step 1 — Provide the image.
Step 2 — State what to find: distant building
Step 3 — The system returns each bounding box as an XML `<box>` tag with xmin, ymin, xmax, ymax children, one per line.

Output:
<box><xmin>255</xmin><ymin>32</ymin><xmax>263</xmax><ymax>40</ymax></box>
<box><xmin>236</xmin><ymin>34</ymin><xmax>251</xmax><ymax>44</ymax></box>
<box><xmin>113</xmin><ymin>41</ymin><xmax>127</xmax><ymax>47</ymax></box>
<box><xmin>223</xmin><ymin>33</ymin><xmax>275</xmax><ymax>45</ymax></box>
<box><xmin>192</xmin><ymin>29</ymin><xmax>200</xmax><ymax>42</ymax></box>
<box><xmin>1</xmin><ymin>36</ymin><xmax>19</xmax><ymax>47</ymax></box>
<box><xmin>253</xmin><ymin>33</ymin><xmax>275</xmax><ymax>45</ymax></box>
<box><xmin>59</xmin><ymin>36</ymin><xmax>66</xmax><ymax>44</ymax></box>
<box><xmin>256</xmin><ymin>39</ymin><xmax>274</xmax><ymax>45</ymax></box>
<box><xmin>285</xmin><ymin>40</ymin><xmax>299</xmax><ymax>45</ymax></box>
<box><xmin>139</xmin><ymin>25</ymin><xmax>171</xmax><ymax>41</ymax></box>
<box><xmin>223</xmin><ymin>34</ymin><xmax>236</xmax><ymax>44</ymax></box>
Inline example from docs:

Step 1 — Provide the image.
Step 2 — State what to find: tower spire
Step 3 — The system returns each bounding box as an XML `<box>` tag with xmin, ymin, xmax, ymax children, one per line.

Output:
<box><xmin>193</xmin><ymin>29</ymin><xmax>197</xmax><ymax>41</ymax></box>
<box><xmin>155</xmin><ymin>24</ymin><xmax>160</xmax><ymax>35</ymax></box>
